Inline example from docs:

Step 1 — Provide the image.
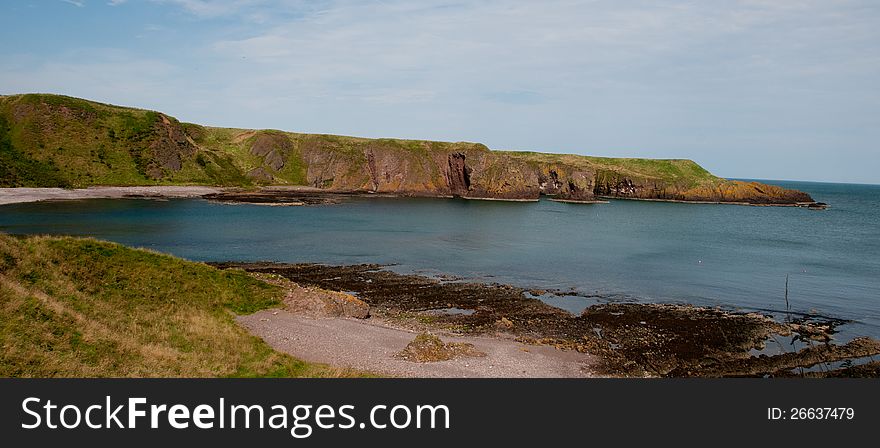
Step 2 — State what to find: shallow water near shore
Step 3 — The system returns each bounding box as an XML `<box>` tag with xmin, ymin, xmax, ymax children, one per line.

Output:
<box><xmin>1</xmin><ymin>180</ymin><xmax>878</xmax><ymax>341</ymax></box>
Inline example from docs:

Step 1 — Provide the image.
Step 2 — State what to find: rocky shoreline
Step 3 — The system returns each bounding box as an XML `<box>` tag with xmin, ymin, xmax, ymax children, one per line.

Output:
<box><xmin>595</xmin><ymin>195</ymin><xmax>829</xmax><ymax>209</ymax></box>
<box><xmin>235</xmin><ymin>270</ymin><xmax>596</xmax><ymax>377</ymax></box>
<box><xmin>1</xmin><ymin>186</ymin><xmax>829</xmax><ymax>208</ymax></box>
<box><xmin>213</xmin><ymin>262</ymin><xmax>880</xmax><ymax>378</ymax></box>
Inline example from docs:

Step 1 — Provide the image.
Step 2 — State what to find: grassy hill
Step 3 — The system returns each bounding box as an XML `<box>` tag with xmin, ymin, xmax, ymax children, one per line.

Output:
<box><xmin>0</xmin><ymin>94</ymin><xmax>251</xmax><ymax>187</ymax></box>
<box><xmin>0</xmin><ymin>93</ymin><xmax>813</xmax><ymax>204</ymax></box>
<box><xmin>0</xmin><ymin>233</ymin><xmax>362</xmax><ymax>377</ymax></box>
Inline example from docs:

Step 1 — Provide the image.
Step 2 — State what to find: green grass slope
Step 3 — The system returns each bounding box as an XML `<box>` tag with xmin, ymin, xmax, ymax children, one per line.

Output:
<box><xmin>0</xmin><ymin>233</ymin><xmax>364</xmax><ymax>377</ymax></box>
<box><xmin>0</xmin><ymin>94</ymin><xmax>250</xmax><ymax>187</ymax></box>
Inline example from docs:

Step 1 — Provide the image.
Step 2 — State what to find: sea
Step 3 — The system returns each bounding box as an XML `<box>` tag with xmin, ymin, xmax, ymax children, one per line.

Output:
<box><xmin>2</xmin><ymin>180</ymin><xmax>878</xmax><ymax>341</ymax></box>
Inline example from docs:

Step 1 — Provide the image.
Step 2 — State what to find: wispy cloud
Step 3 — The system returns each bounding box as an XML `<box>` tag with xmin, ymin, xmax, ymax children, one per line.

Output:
<box><xmin>61</xmin><ymin>0</ymin><xmax>84</xmax><ymax>7</ymax></box>
<box><xmin>152</xmin><ymin>0</ymin><xmax>271</xmax><ymax>18</ymax></box>
<box><xmin>5</xmin><ymin>0</ymin><xmax>880</xmax><ymax>182</ymax></box>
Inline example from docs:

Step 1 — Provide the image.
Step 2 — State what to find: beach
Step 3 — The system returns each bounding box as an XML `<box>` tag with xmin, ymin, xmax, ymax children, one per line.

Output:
<box><xmin>0</xmin><ymin>186</ymin><xmax>223</xmax><ymax>205</ymax></box>
<box><xmin>216</xmin><ymin>262</ymin><xmax>880</xmax><ymax>377</ymax></box>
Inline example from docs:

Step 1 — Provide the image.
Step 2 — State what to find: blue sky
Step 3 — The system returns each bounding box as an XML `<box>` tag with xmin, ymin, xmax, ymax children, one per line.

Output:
<box><xmin>1</xmin><ymin>1</ymin><xmax>878</xmax><ymax>183</ymax></box>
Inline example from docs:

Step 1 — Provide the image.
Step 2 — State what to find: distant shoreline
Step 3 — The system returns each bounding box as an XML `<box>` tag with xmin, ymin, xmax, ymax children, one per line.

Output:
<box><xmin>0</xmin><ymin>186</ymin><xmax>223</xmax><ymax>206</ymax></box>
<box><xmin>596</xmin><ymin>195</ymin><xmax>828</xmax><ymax>209</ymax></box>
<box><xmin>0</xmin><ymin>186</ymin><xmax>827</xmax><ymax>208</ymax></box>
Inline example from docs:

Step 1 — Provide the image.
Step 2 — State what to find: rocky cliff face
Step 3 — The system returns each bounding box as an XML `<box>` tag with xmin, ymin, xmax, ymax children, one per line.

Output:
<box><xmin>266</xmin><ymin>138</ymin><xmax>814</xmax><ymax>205</ymax></box>
<box><xmin>0</xmin><ymin>94</ymin><xmax>817</xmax><ymax>206</ymax></box>
<box><xmin>446</xmin><ymin>153</ymin><xmax>471</xmax><ymax>197</ymax></box>
<box><xmin>585</xmin><ymin>168</ymin><xmax>815</xmax><ymax>204</ymax></box>
<box><xmin>146</xmin><ymin>113</ymin><xmax>198</xmax><ymax>178</ymax></box>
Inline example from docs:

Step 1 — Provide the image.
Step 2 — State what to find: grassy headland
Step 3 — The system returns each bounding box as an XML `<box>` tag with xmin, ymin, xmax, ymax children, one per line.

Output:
<box><xmin>0</xmin><ymin>93</ymin><xmax>815</xmax><ymax>204</ymax></box>
<box><xmin>0</xmin><ymin>233</ymin><xmax>363</xmax><ymax>377</ymax></box>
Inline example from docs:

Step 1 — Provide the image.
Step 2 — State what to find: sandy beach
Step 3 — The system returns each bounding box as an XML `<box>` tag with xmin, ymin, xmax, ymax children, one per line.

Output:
<box><xmin>0</xmin><ymin>186</ymin><xmax>223</xmax><ymax>206</ymax></box>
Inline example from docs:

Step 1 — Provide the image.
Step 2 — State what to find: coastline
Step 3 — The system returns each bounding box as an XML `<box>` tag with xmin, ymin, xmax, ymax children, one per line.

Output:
<box><xmin>460</xmin><ymin>196</ymin><xmax>541</xmax><ymax>202</ymax></box>
<box><xmin>549</xmin><ymin>198</ymin><xmax>610</xmax><ymax>204</ymax></box>
<box><xmin>216</xmin><ymin>262</ymin><xmax>880</xmax><ymax>377</ymax></box>
<box><xmin>596</xmin><ymin>195</ymin><xmax>828</xmax><ymax>209</ymax></box>
<box><xmin>233</xmin><ymin>269</ymin><xmax>597</xmax><ymax>377</ymax></box>
<box><xmin>238</xmin><ymin>311</ymin><xmax>597</xmax><ymax>378</ymax></box>
<box><xmin>0</xmin><ymin>186</ymin><xmax>827</xmax><ymax>208</ymax></box>
<box><xmin>0</xmin><ymin>186</ymin><xmax>223</xmax><ymax>206</ymax></box>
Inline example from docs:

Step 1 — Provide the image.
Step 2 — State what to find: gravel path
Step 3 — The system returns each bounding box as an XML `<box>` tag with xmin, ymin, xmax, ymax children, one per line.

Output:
<box><xmin>238</xmin><ymin>309</ymin><xmax>597</xmax><ymax>378</ymax></box>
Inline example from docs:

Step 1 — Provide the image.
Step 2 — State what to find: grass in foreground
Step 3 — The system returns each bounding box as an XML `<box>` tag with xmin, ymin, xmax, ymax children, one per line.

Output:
<box><xmin>0</xmin><ymin>233</ymin><xmax>367</xmax><ymax>377</ymax></box>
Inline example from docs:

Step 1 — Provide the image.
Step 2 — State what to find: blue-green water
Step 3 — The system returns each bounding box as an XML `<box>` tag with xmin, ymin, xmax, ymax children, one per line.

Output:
<box><xmin>2</xmin><ymin>180</ymin><xmax>878</xmax><ymax>340</ymax></box>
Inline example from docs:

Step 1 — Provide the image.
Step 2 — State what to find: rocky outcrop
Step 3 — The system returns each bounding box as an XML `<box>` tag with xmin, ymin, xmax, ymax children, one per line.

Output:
<box><xmin>588</xmin><ymin>170</ymin><xmax>814</xmax><ymax>205</ymax></box>
<box><xmin>246</xmin><ymin>167</ymin><xmax>273</xmax><ymax>182</ymax></box>
<box><xmin>249</xmin><ymin>132</ymin><xmax>292</xmax><ymax>171</ymax></box>
<box><xmin>677</xmin><ymin>180</ymin><xmax>815</xmax><ymax>204</ymax></box>
<box><xmin>145</xmin><ymin>114</ymin><xmax>198</xmax><ymax>178</ymax></box>
<box><xmin>446</xmin><ymin>153</ymin><xmax>471</xmax><ymax>197</ymax></box>
<box><xmin>395</xmin><ymin>333</ymin><xmax>485</xmax><ymax>363</ymax></box>
<box><xmin>244</xmin><ymin>131</ymin><xmax>296</xmax><ymax>182</ymax></box>
<box><xmin>243</xmin><ymin>270</ymin><xmax>371</xmax><ymax>319</ymax></box>
<box><xmin>536</xmin><ymin>166</ymin><xmax>596</xmax><ymax>201</ymax></box>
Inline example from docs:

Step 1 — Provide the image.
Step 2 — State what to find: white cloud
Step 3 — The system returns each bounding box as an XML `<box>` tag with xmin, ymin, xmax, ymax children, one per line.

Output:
<box><xmin>61</xmin><ymin>0</ymin><xmax>84</xmax><ymax>7</ymax></box>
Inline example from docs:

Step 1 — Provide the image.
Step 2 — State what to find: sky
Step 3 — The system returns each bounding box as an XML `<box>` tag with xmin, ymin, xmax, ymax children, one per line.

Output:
<box><xmin>1</xmin><ymin>1</ymin><xmax>878</xmax><ymax>183</ymax></box>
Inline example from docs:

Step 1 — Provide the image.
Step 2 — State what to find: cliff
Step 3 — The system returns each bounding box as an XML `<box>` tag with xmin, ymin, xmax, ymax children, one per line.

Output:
<box><xmin>0</xmin><ymin>93</ymin><xmax>816</xmax><ymax>205</ymax></box>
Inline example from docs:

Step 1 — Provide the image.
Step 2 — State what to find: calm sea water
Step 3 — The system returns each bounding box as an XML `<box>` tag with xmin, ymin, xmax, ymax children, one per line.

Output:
<box><xmin>2</xmin><ymin>180</ymin><xmax>878</xmax><ymax>340</ymax></box>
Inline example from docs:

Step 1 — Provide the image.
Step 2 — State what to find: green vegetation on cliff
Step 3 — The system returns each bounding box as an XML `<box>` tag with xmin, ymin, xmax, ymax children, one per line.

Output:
<box><xmin>499</xmin><ymin>151</ymin><xmax>718</xmax><ymax>189</ymax></box>
<box><xmin>0</xmin><ymin>93</ymin><xmax>813</xmax><ymax>204</ymax></box>
<box><xmin>0</xmin><ymin>233</ymin><xmax>363</xmax><ymax>377</ymax></box>
<box><xmin>0</xmin><ymin>94</ymin><xmax>250</xmax><ymax>187</ymax></box>
<box><xmin>0</xmin><ymin>114</ymin><xmax>69</xmax><ymax>187</ymax></box>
